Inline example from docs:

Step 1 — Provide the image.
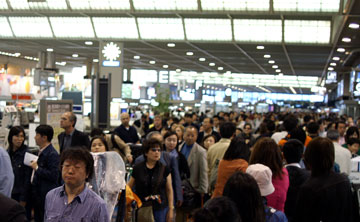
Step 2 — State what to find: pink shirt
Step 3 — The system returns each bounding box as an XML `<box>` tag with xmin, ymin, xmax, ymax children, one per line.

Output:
<box><xmin>266</xmin><ymin>168</ymin><xmax>289</xmax><ymax>212</ymax></box>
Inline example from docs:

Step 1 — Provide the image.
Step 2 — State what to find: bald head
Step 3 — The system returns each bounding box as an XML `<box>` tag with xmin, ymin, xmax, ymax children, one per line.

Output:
<box><xmin>121</xmin><ymin>113</ymin><xmax>130</xmax><ymax>127</ymax></box>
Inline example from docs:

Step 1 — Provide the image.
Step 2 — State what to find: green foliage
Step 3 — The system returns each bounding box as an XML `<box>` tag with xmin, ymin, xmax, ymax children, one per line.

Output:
<box><xmin>154</xmin><ymin>83</ymin><xmax>171</xmax><ymax>114</ymax></box>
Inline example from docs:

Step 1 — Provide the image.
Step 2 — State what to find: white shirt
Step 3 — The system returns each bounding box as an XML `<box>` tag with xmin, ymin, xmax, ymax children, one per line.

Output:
<box><xmin>285</xmin><ymin>163</ymin><xmax>301</xmax><ymax>168</ymax></box>
<box><xmin>271</xmin><ymin>131</ymin><xmax>288</xmax><ymax>144</ymax></box>
<box><xmin>333</xmin><ymin>142</ymin><xmax>351</xmax><ymax>175</ymax></box>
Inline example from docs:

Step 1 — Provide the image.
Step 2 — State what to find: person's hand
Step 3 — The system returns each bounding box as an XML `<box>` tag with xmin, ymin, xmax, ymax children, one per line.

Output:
<box><xmin>30</xmin><ymin>160</ymin><xmax>38</xmax><ymax>170</ymax></box>
<box><xmin>127</xmin><ymin>155</ymin><xmax>133</xmax><ymax>163</ymax></box>
<box><xmin>20</xmin><ymin>201</ymin><xmax>26</xmax><ymax>207</ymax></box>
<box><xmin>176</xmin><ymin>200</ymin><xmax>183</xmax><ymax>207</ymax></box>
<box><xmin>166</xmin><ymin>207</ymin><xmax>174</xmax><ymax>222</ymax></box>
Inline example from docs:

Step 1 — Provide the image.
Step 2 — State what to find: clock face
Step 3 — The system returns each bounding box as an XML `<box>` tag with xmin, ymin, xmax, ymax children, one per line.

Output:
<box><xmin>102</xmin><ymin>42</ymin><xmax>121</xmax><ymax>61</ymax></box>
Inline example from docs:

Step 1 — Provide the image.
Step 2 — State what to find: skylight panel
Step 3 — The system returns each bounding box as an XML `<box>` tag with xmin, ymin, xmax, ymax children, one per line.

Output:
<box><xmin>9</xmin><ymin>17</ymin><xmax>52</xmax><ymax>38</ymax></box>
<box><xmin>234</xmin><ymin>19</ymin><xmax>282</xmax><ymax>42</ymax></box>
<box><xmin>0</xmin><ymin>0</ymin><xmax>8</xmax><ymax>10</ymax></box>
<box><xmin>273</xmin><ymin>0</ymin><xmax>340</xmax><ymax>12</ymax></box>
<box><xmin>69</xmin><ymin>0</ymin><xmax>130</xmax><ymax>10</ymax></box>
<box><xmin>133</xmin><ymin>0</ymin><xmax>198</xmax><ymax>10</ymax></box>
<box><xmin>201</xmin><ymin>0</ymin><xmax>269</xmax><ymax>11</ymax></box>
<box><xmin>9</xmin><ymin>0</ymin><xmax>67</xmax><ymax>10</ymax></box>
<box><xmin>184</xmin><ymin>18</ymin><xmax>232</xmax><ymax>41</ymax></box>
<box><xmin>284</xmin><ymin>20</ymin><xmax>331</xmax><ymax>44</ymax></box>
<box><xmin>138</xmin><ymin>18</ymin><xmax>184</xmax><ymax>40</ymax></box>
<box><xmin>0</xmin><ymin>17</ymin><xmax>13</xmax><ymax>37</ymax></box>
<box><xmin>93</xmin><ymin>17</ymin><xmax>138</xmax><ymax>39</ymax></box>
<box><xmin>50</xmin><ymin>17</ymin><xmax>95</xmax><ymax>38</ymax></box>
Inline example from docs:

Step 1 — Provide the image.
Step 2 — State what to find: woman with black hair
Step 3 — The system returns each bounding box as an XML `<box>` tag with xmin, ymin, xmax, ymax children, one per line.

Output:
<box><xmin>212</xmin><ymin>137</ymin><xmax>249</xmax><ymax>198</ymax></box>
<box><xmin>7</xmin><ymin>126</ymin><xmax>32</xmax><ymax>219</ymax></box>
<box><xmin>343</xmin><ymin>126</ymin><xmax>360</xmax><ymax>155</ymax></box>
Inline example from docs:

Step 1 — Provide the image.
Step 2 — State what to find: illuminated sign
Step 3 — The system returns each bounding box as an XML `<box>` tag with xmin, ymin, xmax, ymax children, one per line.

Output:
<box><xmin>102</xmin><ymin>42</ymin><xmax>121</xmax><ymax>67</ymax></box>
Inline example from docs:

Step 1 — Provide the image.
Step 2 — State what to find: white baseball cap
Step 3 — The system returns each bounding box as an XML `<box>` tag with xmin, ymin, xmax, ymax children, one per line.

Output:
<box><xmin>246</xmin><ymin>164</ymin><xmax>275</xmax><ymax>197</ymax></box>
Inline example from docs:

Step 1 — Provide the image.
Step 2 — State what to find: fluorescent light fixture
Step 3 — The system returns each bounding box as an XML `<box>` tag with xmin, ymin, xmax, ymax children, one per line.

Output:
<box><xmin>72</xmin><ymin>54</ymin><xmax>79</xmax><ymax>57</ymax></box>
<box><xmin>345</xmin><ymin>51</ymin><xmax>350</xmax><ymax>55</ymax></box>
<box><xmin>274</xmin><ymin>0</ymin><xmax>340</xmax><ymax>12</ymax></box>
<box><xmin>209</xmin><ymin>63</ymin><xmax>215</xmax><ymax>66</ymax></box>
<box><xmin>9</xmin><ymin>0</ymin><xmax>68</xmax><ymax>10</ymax></box>
<box><xmin>201</xmin><ymin>0</ymin><xmax>269</xmax><ymax>11</ymax></box>
<box><xmin>93</xmin><ymin>59</ymin><xmax>99</xmax><ymax>62</ymax></box>
<box><xmin>85</xmin><ymin>41</ymin><xmax>93</xmax><ymax>45</ymax></box>
<box><xmin>69</xmin><ymin>0</ymin><xmax>130</xmax><ymax>10</ymax></box>
<box><xmin>279</xmin><ymin>73</ymin><xmax>283</xmax><ymax>76</ymax></box>
<box><xmin>199</xmin><ymin>58</ymin><xmax>206</xmax><ymax>61</ymax></box>
<box><xmin>50</xmin><ymin>17</ymin><xmax>95</xmax><ymax>38</ymax></box>
<box><xmin>0</xmin><ymin>17</ymin><xmax>13</xmax><ymax>37</ymax></box>
<box><xmin>268</xmin><ymin>60</ymin><xmax>275</xmax><ymax>64</ymax></box>
<box><xmin>257</xmin><ymin>45</ymin><xmax>265</xmax><ymax>49</ymax></box>
<box><xmin>0</xmin><ymin>0</ymin><xmax>8</xmax><ymax>10</ymax></box>
<box><xmin>218</xmin><ymin>67</ymin><xmax>224</xmax><ymax>71</ymax></box>
<box><xmin>272</xmin><ymin>65</ymin><xmax>278</xmax><ymax>69</ymax></box>
<box><xmin>332</xmin><ymin>56</ymin><xmax>340</xmax><ymax>61</ymax></box>
<box><xmin>330</xmin><ymin>63</ymin><xmax>336</xmax><ymax>66</ymax></box>
<box><xmin>176</xmin><ymin>69</ymin><xmax>181</xmax><ymax>72</ymax></box>
<box><xmin>275</xmin><ymin>69</ymin><xmax>281</xmax><ymax>72</ymax></box>
<box><xmin>47</xmin><ymin>48</ymin><xmax>54</xmax><ymax>52</ymax></box>
<box><xmin>185</xmin><ymin>18</ymin><xmax>232</xmax><ymax>41</ymax></box>
<box><xmin>328</xmin><ymin>67</ymin><xmax>334</xmax><ymax>71</ymax></box>
<box><xmin>264</xmin><ymin>54</ymin><xmax>271</xmax><ymax>58</ymax></box>
<box><xmin>138</xmin><ymin>18</ymin><xmax>184</xmax><ymax>40</ymax></box>
<box><xmin>234</xmin><ymin>19</ymin><xmax>282</xmax><ymax>42</ymax></box>
<box><xmin>285</xmin><ymin>20</ymin><xmax>331</xmax><ymax>44</ymax></box>
<box><xmin>349</xmin><ymin>23</ymin><xmax>359</xmax><ymax>29</ymax></box>
<box><xmin>342</xmin><ymin>37</ymin><xmax>351</xmax><ymax>42</ymax></box>
<box><xmin>14</xmin><ymin>52</ymin><xmax>21</xmax><ymax>57</ymax></box>
<box><xmin>186</xmin><ymin>52</ymin><xmax>194</xmax><ymax>56</ymax></box>
<box><xmin>134</xmin><ymin>55</ymin><xmax>140</xmax><ymax>59</ymax></box>
<box><xmin>55</xmin><ymin>61</ymin><xmax>66</xmax><ymax>66</ymax></box>
<box><xmin>93</xmin><ymin>17</ymin><xmax>138</xmax><ymax>39</ymax></box>
<box><xmin>337</xmin><ymin>48</ymin><xmax>345</xmax><ymax>52</ymax></box>
<box><xmin>9</xmin><ymin>17</ymin><xmax>53</xmax><ymax>38</ymax></box>
<box><xmin>163</xmin><ymin>65</ymin><xmax>169</xmax><ymax>68</ymax></box>
<box><xmin>132</xmin><ymin>0</ymin><xmax>198</xmax><ymax>10</ymax></box>
<box><xmin>289</xmin><ymin>87</ymin><xmax>297</xmax><ymax>94</ymax></box>
<box><xmin>167</xmin><ymin>43</ymin><xmax>176</xmax><ymax>47</ymax></box>
<box><xmin>149</xmin><ymin>60</ymin><xmax>156</xmax><ymax>64</ymax></box>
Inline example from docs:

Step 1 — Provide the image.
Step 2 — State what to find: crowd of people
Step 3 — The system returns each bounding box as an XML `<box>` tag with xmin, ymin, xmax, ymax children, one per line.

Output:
<box><xmin>1</xmin><ymin>110</ymin><xmax>360</xmax><ymax>222</ymax></box>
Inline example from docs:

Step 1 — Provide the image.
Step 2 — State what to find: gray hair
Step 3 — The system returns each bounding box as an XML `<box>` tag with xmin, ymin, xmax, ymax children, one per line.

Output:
<box><xmin>327</xmin><ymin>129</ymin><xmax>340</xmax><ymax>141</ymax></box>
<box><xmin>146</xmin><ymin>131</ymin><xmax>161</xmax><ymax>140</ymax></box>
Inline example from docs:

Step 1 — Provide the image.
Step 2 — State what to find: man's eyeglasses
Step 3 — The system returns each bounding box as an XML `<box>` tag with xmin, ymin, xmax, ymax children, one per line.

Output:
<box><xmin>150</xmin><ymin>148</ymin><xmax>161</xmax><ymax>152</ymax></box>
<box><xmin>62</xmin><ymin>164</ymin><xmax>84</xmax><ymax>171</ymax></box>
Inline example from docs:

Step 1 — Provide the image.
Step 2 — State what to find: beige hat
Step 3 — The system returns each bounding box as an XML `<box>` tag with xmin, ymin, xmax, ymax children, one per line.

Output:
<box><xmin>246</xmin><ymin>164</ymin><xmax>275</xmax><ymax>196</ymax></box>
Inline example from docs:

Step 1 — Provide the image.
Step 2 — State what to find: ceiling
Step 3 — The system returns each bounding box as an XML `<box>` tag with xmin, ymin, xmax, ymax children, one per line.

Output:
<box><xmin>0</xmin><ymin>0</ymin><xmax>358</xmax><ymax>94</ymax></box>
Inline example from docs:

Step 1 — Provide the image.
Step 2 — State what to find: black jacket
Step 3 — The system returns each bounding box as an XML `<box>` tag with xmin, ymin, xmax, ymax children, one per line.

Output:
<box><xmin>8</xmin><ymin>145</ymin><xmax>32</xmax><ymax>202</ymax></box>
<box><xmin>284</xmin><ymin>166</ymin><xmax>310</xmax><ymax>221</ymax></box>
<box><xmin>0</xmin><ymin>193</ymin><xmax>26</xmax><ymax>222</ymax></box>
<box><xmin>58</xmin><ymin>129</ymin><xmax>90</xmax><ymax>153</ymax></box>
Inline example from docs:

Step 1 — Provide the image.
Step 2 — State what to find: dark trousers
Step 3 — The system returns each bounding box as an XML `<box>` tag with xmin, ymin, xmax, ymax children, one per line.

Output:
<box><xmin>32</xmin><ymin>191</ymin><xmax>45</xmax><ymax>222</ymax></box>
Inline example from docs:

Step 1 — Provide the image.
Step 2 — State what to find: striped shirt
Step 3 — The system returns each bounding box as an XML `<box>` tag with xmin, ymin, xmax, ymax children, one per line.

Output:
<box><xmin>44</xmin><ymin>185</ymin><xmax>109</xmax><ymax>222</ymax></box>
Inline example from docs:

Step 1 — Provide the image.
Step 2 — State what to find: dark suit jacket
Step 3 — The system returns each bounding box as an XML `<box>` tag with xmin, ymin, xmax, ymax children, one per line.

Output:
<box><xmin>0</xmin><ymin>193</ymin><xmax>26</xmax><ymax>222</ymax></box>
<box><xmin>196</xmin><ymin>130</ymin><xmax>221</xmax><ymax>144</ymax></box>
<box><xmin>32</xmin><ymin>144</ymin><xmax>60</xmax><ymax>203</ymax></box>
<box><xmin>58</xmin><ymin>129</ymin><xmax>90</xmax><ymax>153</ymax></box>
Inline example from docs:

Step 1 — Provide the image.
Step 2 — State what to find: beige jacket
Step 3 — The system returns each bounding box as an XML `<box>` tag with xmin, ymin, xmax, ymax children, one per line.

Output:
<box><xmin>105</xmin><ymin>134</ymin><xmax>132</xmax><ymax>162</ymax></box>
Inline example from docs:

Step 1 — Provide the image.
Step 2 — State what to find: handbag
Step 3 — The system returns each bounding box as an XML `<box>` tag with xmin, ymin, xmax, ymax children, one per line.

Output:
<box><xmin>181</xmin><ymin>179</ymin><xmax>201</xmax><ymax>209</ymax></box>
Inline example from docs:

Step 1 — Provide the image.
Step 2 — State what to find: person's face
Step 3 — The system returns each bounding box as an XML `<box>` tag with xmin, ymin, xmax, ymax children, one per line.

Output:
<box><xmin>175</xmin><ymin>127</ymin><xmax>183</xmax><ymax>139</ymax></box>
<box><xmin>350</xmin><ymin>132</ymin><xmax>359</xmax><ymax>139</ymax></box>
<box><xmin>185</xmin><ymin>117</ymin><xmax>192</xmax><ymax>124</ymax></box>
<box><xmin>154</xmin><ymin>117</ymin><xmax>162</xmax><ymax>127</ymax></box>
<box><xmin>12</xmin><ymin>132</ymin><xmax>24</xmax><ymax>149</ymax></box>
<box><xmin>165</xmin><ymin>134</ymin><xmax>178</xmax><ymax>151</ymax></box>
<box><xmin>202</xmin><ymin>118</ymin><xmax>212</xmax><ymax>131</ymax></box>
<box><xmin>62</xmin><ymin>160</ymin><xmax>87</xmax><ymax>188</ymax></box>
<box><xmin>146</xmin><ymin>145</ymin><xmax>161</xmax><ymax>162</ymax></box>
<box><xmin>91</xmin><ymin>138</ymin><xmax>107</xmax><ymax>153</ymax></box>
<box><xmin>213</xmin><ymin>118</ymin><xmax>219</xmax><ymax>127</ymax></box>
<box><xmin>338</xmin><ymin>123</ymin><xmax>346</xmax><ymax>136</ymax></box>
<box><xmin>203</xmin><ymin>136</ymin><xmax>215</xmax><ymax>150</ymax></box>
<box><xmin>192</xmin><ymin>115</ymin><xmax>197</xmax><ymax>121</ymax></box>
<box><xmin>34</xmin><ymin>133</ymin><xmax>45</xmax><ymax>147</ymax></box>
<box><xmin>244</xmin><ymin>125</ymin><xmax>252</xmax><ymax>134</ymax></box>
<box><xmin>121</xmin><ymin>114</ymin><xmax>130</xmax><ymax>126</ymax></box>
<box><xmin>349</xmin><ymin>143</ymin><xmax>360</xmax><ymax>154</ymax></box>
<box><xmin>184</xmin><ymin>128</ymin><xmax>197</xmax><ymax>146</ymax></box>
<box><xmin>60</xmin><ymin>112</ymin><xmax>73</xmax><ymax>129</ymax></box>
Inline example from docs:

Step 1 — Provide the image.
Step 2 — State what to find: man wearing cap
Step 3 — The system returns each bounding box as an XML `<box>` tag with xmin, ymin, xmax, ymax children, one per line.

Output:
<box><xmin>246</xmin><ymin>164</ymin><xmax>288</xmax><ymax>221</ymax></box>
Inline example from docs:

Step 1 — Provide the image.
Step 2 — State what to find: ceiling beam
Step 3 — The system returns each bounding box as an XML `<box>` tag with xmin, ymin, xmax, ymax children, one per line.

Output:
<box><xmin>233</xmin><ymin>43</ymin><xmax>269</xmax><ymax>74</ymax></box>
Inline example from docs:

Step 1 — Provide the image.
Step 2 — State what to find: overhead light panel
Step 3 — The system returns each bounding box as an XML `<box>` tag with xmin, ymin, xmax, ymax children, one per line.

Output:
<box><xmin>93</xmin><ymin>17</ymin><xmax>138</xmax><ymax>39</ymax></box>
<box><xmin>149</xmin><ymin>60</ymin><xmax>156</xmax><ymax>64</ymax></box>
<box><xmin>349</xmin><ymin>23</ymin><xmax>359</xmax><ymax>29</ymax></box>
<box><xmin>0</xmin><ymin>0</ymin><xmax>8</xmax><ymax>10</ymax></box>
<box><xmin>234</xmin><ymin>19</ymin><xmax>282</xmax><ymax>42</ymax></box>
<box><xmin>138</xmin><ymin>18</ymin><xmax>184</xmax><ymax>40</ymax></box>
<box><xmin>257</xmin><ymin>45</ymin><xmax>265</xmax><ymax>49</ymax></box>
<box><xmin>133</xmin><ymin>55</ymin><xmax>140</xmax><ymax>59</ymax></box>
<box><xmin>163</xmin><ymin>65</ymin><xmax>169</xmax><ymax>68</ymax></box>
<box><xmin>218</xmin><ymin>67</ymin><xmax>224</xmax><ymax>71</ymax></box>
<box><xmin>278</xmin><ymin>73</ymin><xmax>283</xmax><ymax>76</ymax></box>
<box><xmin>201</xmin><ymin>0</ymin><xmax>269</xmax><ymax>11</ymax></box>
<box><xmin>268</xmin><ymin>60</ymin><xmax>275</xmax><ymax>64</ymax></box>
<box><xmin>93</xmin><ymin>59</ymin><xmax>99</xmax><ymax>62</ymax></box>
<box><xmin>185</xmin><ymin>18</ymin><xmax>232</xmax><ymax>41</ymax></box>
<box><xmin>332</xmin><ymin>56</ymin><xmax>340</xmax><ymax>61</ymax></box>
<box><xmin>50</xmin><ymin>17</ymin><xmax>95</xmax><ymax>38</ymax></box>
<box><xmin>272</xmin><ymin>65</ymin><xmax>278</xmax><ymax>69</ymax></box>
<box><xmin>199</xmin><ymin>58</ymin><xmax>206</xmax><ymax>61</ymax></box>
<box><xmin>342</xmin><ymin>37</ymin><xmax>351</xmax><ymax>42</ymax></box>
<box><xmin>186</xmin><ymin>51</ymin><xmax>194</xmax><ymax>56</ymax></box>
<box><xmin>328</xmin><ymin>67</ymin><xmax>334</xmax><ymax>71</ymax></box>
<box><xmin>337</xmin><ymin>48</ymin><xmax>345</xmax><ymax>52</ymax></box>
<box><xmin>9</xmin><ymin>16</ymin><xmax>53</xmax><ymax>38</ymax></box>
<box><xmin>0</xmin><ymin>17</ymin><xmax>14</xmax><ymax>37</ymax></box>
<box><xmin>285</xmin><ymin>20</ymin><xmax>331</xmax><ymax>44</ymax></box>
<box><xmin>209</xmin><ymin>63</ymin><xmax>215</xmax><ymax>66</ymax></box>
<box><xmin>68</xmin><ymin>0</ymin><xmax>130</xmax><ymax>10</ymax></box>
<box><xmin>72</xmin><ymin>54</ymin><xmax>79</xmax><ymax>57</ymax></box>
<box><xmin>85</xmin><ymin>41</ymin><xmax>93</xmax><ymax>45</ymax></box>
<box><xmin>273</xmin><ymin>0</ymin><xmax>340</xmax><ymax>12</ymax></box>
<box><xmin>275</xmin><ymin>69</ymin><xmax>281</xmax><ymax>72</ymax></box>
<box><xmin>330</xmin><ymin>63</ymin><xmax>336</xmax><ymax>66</ymax></box>
<box><xmin>9</xmin><ymin>0</ymin><xmax>68</xmax><ymax>10</ymax></box>
<box><xmin>264</xmin><ymin>54</ymin><xmax>271</xmax><ymax>58</ymax></box>
<box><xmin>132</xmin><ymin>0</ymin><xmax>198</xmax><ymax>11</ymax></box>
<box><xmin>176</xmin><ymin>69</ymin><xmax>181</xmax><ymax>72</ymax></box>
<box><xmin>47</xmin><ymin>48</ymin><xmax>54</xmax><ymax>52</ymax></box>
<box><xmin>167</xmin><ymin>43</ymin><xmax>176</xmax><ymax>47</ymax></box>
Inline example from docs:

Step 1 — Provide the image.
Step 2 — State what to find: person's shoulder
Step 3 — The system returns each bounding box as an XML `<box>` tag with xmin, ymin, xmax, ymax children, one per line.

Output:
<box><xmin>46</xmin><ymin>186</ymin><xmax>62</xmax><ymax>198</ymax></box>
<box><xmin>86</xmin><ymin>188</ymin><xmax>107</xmax><ymax>205</ymax></box>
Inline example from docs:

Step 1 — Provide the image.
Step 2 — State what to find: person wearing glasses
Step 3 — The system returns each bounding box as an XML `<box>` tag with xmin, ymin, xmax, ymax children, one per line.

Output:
<box><xmin>237</xmin><ymin>123</ymin><xmax>256</xmax><ymax>147</ymax></box>
<box><xmin>44</xmin><ymin>148</ymin><xmax>109</xmax><ymax>222</ymax></box>
<box><xmin>128</xmin><ymin>138</ymin><xmax>174</xmax><ymax>222</ymax></box>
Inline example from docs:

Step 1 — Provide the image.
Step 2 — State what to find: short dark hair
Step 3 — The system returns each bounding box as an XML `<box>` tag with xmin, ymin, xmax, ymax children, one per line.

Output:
<box><xmin>223</xmin><ymin>137</ymin><xmax>250</xmax><ymax>161</ymax></box>
<box><xmin>90</xmin><ymin>136</ymin><xmax>109</xmax><ymax>151</ymax></box>
<box><xmin>283</xmin><ymin>139</ymin><xmax>304</xmax><ymax>164</ymax></box>
<box><xmin>283</xmin><ymin>114</ymin><xmax>298</xmax><ymax>132</ymax></box>
<box><xmin>193</xmin><ymin>196</ymin><xmax>241</xmax><ymax>222</ymax></box>
<box><xmin>60</xmin><ymin>147</ymin><xmax>94</xmax><ymax>181</ymax></box>
<box><xmin>266</xmin><ymin>120</ymin><xmax>275</xmax><ymax>132</ymax></box>
<box><xmin>327</xmin><ymin>129</ymin><xmax>340</xmax><ymax>141</ymax></box>
<box><xmin>90</xmin><ymin>128</ymin><xmax>105</xmax><ymax>138</ymax></box>
<box><xmin>203</xmin><ymin>117</ymin><xmax>213</xmax><ymax>125</ymax></box>
<box><xmin>335</xmin><ymin>121</ymin><xmax>346</xmax><ymax>129</ymax></box>
<box><xmin>35</xmin><ymin>125</ymin><xmax>54</xmax><ymax>142</ymax></box>
<box><xmin>143</xmin><ymin>137</ymin><xmax>163</xmax><ymax>154</ymax></box>
<box><xmin>347</xmin><ymin>138</ymin><xmax>360</xmax><ymax>146</ymax></box>
<box><xmin>307</xmin><ymin>122</ymin><xmax>319</xmax><ymax>134</ymax></box>
<box><xmin>220</xmin><ymin>122</ymin><xmax>236</xmax><ymax>139</ymax></box>
<box><xmin>289</xmin><ymin>127</ymin><xmax>306</xmax><ymax>145</ymax></box>
<box><xmin>345</xmin><ymin>126</ymin><xmax>360</xmax><ymax>143</ymax></box>
<box><xmin>8</xmin><ymin>126</ymin><xmax>25</xmax><ymax>150</ymax></box>
<box><xmin>303</xmin><ymin>115</ymin><xmax>312</xmax><ymax>123</ymax></box>
<box><xmin>304</xmin><ymin>137</ymin><xmax>334</xmax><ymax>176</ymax></box>
<box><xmin>243</xmin><ymin>123</ymin><xmax>252</xmax><ymax>129</ymax></box>
<box><xmin>184</xmin><ymin>113</ymin><xmax>192</xmax><ymax>118</ymax></box>
<box><xmin>201</xmin><ymin>134</ymin><xmax>217</xmax><ymax>147</ymax></box>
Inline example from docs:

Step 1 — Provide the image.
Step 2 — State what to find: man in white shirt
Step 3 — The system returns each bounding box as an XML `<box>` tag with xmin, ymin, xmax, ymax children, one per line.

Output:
<box><xmin>327</xmin><ymin>129</ymin><xmax>351</xmax><ymax>174</ymax></box>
